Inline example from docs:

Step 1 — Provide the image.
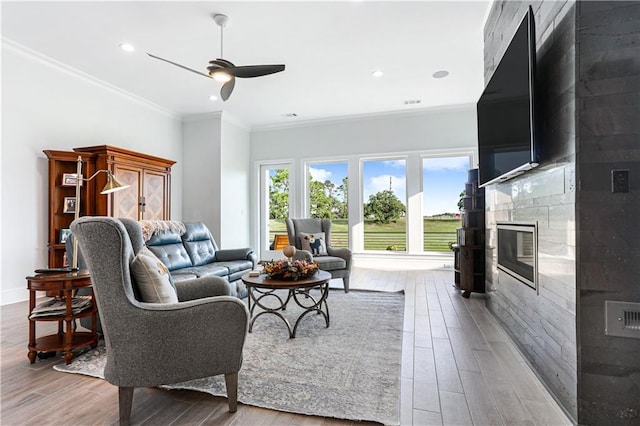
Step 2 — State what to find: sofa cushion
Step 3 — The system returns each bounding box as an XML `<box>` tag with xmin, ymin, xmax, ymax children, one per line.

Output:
<box><xmin>146</xmin><ymin>232</ymin><xmax>193</xmax><ymax>271</ymax></box>
<box><xmin>299</xmin><ymin>232</ymin><xmax>328</xmax><ymax>256</ymax></box>
<box><xmin>169</xmin><ymin>270</ymin><xmax>198</xmax><ymax>282</ymax></box>
<box><xmin>214</xmin><ymin>260</ymin><xmax>254</xmax><ymax>275</ymax></box>
<box><xmin>190</xmin><ymin>263</ymin><xmax>230</xmax><ymax>278</ymax></box>
<box><xmin>130</xmin><ymin>247</ymin><xmax>179</xmax><ymax>303</ymax></box>
<box><xmin>182</xmin><ymin>223</ymin><xmax>217</xmax><ymax>266</ymax></box>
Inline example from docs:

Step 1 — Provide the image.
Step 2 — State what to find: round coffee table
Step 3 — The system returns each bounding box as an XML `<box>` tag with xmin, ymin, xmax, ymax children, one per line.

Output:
<box><xmin>241</xmin><ymin>270</ymin><xmax>331</xmax><ymax>338</ymax></box>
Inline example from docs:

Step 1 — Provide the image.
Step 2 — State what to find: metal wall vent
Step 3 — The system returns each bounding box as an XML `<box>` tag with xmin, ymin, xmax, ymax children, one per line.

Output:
<box><xmin>605</xmin><ymin>301</ymin><xmax>640</xmax><ymax>338</ymax></box>
<box><xmin>624</xmin><ymin>310</ymin><xmax>640</xmax><ymax>330</ymax></box>
<box><xmin>404</xmin><ymin>99</ymin><xmax>421</xmax><ymax>105</ymax></box>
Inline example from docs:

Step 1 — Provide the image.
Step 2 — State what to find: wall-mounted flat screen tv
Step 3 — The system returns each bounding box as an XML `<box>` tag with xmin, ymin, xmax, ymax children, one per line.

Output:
<box><xmin>477</xmin><ymin>6</ymin><xmax>538</xmax><ymax>187</ymax></box>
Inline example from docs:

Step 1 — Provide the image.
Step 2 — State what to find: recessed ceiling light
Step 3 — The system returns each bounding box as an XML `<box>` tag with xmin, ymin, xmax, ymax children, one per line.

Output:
<box><xmin>432</xmin><ymin>70</ymin><xmax>449</xmax><ymax>79</ymax></box>
<box><xmin>119</xmin><ymin>43</ymin><xmax>135</xmax><ymax>52</ymax></box>
<box><xmin>209</xmin><ymin>95</ymin><xmax>218</xmax><ymax>101</ymax></box>
<box><xmin>372</xmin><ymin>70</ymin><xmax>384</xmax><ymax>78</ymax></box>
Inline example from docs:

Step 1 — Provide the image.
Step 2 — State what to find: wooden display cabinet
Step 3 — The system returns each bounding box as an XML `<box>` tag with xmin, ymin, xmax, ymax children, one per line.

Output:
<box><xmin>74</xmin><ymin>145</ymin><xmax>175</xmax><ymax>220</ymax></box>
<box><xmin>44</xmin><ymin>150</ymin><xmax>97</xmax><ymax>268</ymax></box>
<box><xmin>44</xmin><ymin>146</ymin><xmax>175</xmax><ymax>268</ymax></box>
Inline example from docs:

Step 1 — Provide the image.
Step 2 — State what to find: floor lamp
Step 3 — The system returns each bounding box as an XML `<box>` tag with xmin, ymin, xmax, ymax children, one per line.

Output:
<box><xmin>71</xmin><ymin>155</ymin><xmax>130</xmax><ymax>270</ymax></box>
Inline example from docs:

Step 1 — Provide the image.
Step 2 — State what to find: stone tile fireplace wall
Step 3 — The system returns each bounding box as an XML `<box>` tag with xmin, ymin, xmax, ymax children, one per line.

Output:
<box><xmin>575</xmin><ymin>1</ymin><xmax>640</xmax><ymax>423</ymax></box>
<box><xmin>483</xmin><ymin>0</ymin><xmax>578</xmax><ymax>420</ymax></box>
<box><xmin>484</xmin><ymin>1</ymin><xmax>640</xmax><ymax>424</ymax></box>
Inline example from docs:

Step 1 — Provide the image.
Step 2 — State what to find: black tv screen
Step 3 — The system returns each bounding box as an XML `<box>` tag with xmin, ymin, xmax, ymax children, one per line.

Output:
<box><xmin>477</xmin><ymin>6</ymin><xmax>538</xmax><ymax>187</ymax></box>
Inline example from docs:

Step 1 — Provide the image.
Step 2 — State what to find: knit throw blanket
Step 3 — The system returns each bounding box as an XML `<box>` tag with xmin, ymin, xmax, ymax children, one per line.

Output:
<box><xmin>139</xmin><ymin>220</ymin><xmax>186</xmax><ymax>241</ymax></box>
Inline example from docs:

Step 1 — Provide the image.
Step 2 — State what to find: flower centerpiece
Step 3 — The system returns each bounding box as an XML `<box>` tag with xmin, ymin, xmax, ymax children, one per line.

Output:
<box><xmin>259</xmin><ymin>259</ymin><xmax>319</xmax><ymax>281</ymax></box>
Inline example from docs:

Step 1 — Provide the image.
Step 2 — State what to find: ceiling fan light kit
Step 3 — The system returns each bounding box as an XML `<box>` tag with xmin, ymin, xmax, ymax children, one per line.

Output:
<box><xmin>146</xmin><ymin>13</ymin><xmax>285</xmax><ymax>101</ymax></box>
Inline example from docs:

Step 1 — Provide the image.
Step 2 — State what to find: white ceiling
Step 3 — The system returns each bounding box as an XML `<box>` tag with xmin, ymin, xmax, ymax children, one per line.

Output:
<box><xmin>2</xmin><ymin>1</ymin><xmax>490</xmax><ymax>129</ymax></box>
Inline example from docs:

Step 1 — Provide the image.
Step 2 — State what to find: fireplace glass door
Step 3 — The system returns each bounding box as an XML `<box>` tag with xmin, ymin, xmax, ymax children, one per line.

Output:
<box><xmin>497</xmin><ymin>222</ymin><xmax>537</xmax><ymax>289</ymax></box>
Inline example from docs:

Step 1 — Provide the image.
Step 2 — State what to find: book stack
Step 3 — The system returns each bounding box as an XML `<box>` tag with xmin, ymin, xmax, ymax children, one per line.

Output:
<box><xmin>29</xmin><ymin>296</ymin><xmax>92</xmax><ymax>319</ymax></box>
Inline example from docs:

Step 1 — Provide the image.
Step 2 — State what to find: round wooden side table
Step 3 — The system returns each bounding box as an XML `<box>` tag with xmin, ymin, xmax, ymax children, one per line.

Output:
<box><xmin>26</xmin><ymin>269</ymin><xmax>98</xmax><ymax>364</ymax></box>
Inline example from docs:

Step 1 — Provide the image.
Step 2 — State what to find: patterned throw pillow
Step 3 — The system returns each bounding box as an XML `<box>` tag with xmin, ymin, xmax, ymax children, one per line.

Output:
<box><xmin>130</xmin><ymin>247</ymin><xmax>179</xmax><ymax>303</ymax></box>
<box><xmin>299</xmin><ymin>232</ymin><xmax>328</xmax><ymax>256</ymax></box>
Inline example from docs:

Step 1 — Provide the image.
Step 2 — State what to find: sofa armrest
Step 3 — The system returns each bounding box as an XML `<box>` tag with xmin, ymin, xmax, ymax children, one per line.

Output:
<box><xmin>174</xmin><ymin>276</ymin><xmax>231</xmax><ymax>301</ymax></box>
<box><xmin>216</xmin><ymin>248</ymin><xmax>255</xmax><ymax>262</ymax></box>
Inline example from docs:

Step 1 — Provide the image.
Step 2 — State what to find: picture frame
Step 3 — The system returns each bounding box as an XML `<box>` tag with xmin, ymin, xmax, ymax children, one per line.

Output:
<box><xmin>62</xmin><ymin>173</ymin><xmax>83</xmax><ymax>187</ymax></box>
<box><xmin>62</xmin><ymin>197</ymin><xmax>77</xmax><ymax>214</ymax></box>
<box><xmin>59</xmin><ymin>228</ymin><xmax>72</xmax><ymax>244</ymax></box>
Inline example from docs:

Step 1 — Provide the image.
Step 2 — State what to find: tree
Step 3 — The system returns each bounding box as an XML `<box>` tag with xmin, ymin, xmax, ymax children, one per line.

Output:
<box><xmin>457</xmin><ymin>190</ymin><xmax>465</xmax><ymax>211</ymax></box>
<box><xmin>309</xmin><ymin>179</ymin><xmax>333</xmax><ymax>218</ymax></box>
<box><xmin>335</xmin><ymin>177</ymin><xmax>348</xmax><ymax>218</ymax></box>
<box><xmin>363</xmin><ymin>190</ymin><xmax>406</xmax><ymax>224</ymax></box>
<box><xmin>269</xmin><ymin>169</ymin><xmax>289</xmax><ymax>219</ymax></box>
<box><xmin>309</xmin><ymin>175</ymin><xmax>348</xmax><ymax>219</ymax></box>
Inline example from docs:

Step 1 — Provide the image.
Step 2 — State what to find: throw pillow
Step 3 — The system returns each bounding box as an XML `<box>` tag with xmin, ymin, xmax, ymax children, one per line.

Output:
<box><xmin>130</xmin><ymin>247</ymin><xmax>179</xmax><ymax>303</ymax></box>
<box><xmin>299</xmin><ymin>232</ymin><xmax>328</xmax><ymax>256</ymax></box>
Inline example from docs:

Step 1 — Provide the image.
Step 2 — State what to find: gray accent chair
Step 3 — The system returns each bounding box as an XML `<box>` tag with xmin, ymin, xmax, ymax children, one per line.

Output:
<box><xmin>285</xmin><ymin>218</ymin><xmax>352</xmax><ymax>292</ymax></box>
<box><xmin>71</xmin><ymin>217</ymin><xmax>248</xmax><ymax>425</ymax></box>
<box><xmin>67</xmin><ymin>220</ymin><xmax>234</xmax><ymax>333</ymax></box>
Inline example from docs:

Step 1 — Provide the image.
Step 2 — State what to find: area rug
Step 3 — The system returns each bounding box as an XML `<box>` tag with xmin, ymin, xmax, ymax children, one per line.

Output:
<box><xmin>54</xmin><ymin>290</ymin><xmax>404</xmax><ymax>425</ymax></box>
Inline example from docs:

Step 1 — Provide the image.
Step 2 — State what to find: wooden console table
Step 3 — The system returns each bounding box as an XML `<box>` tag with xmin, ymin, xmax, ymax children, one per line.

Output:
<box><xmin>26</xmin><ymin>270</ymin><xmax>98</xmax><ymax>364</ymax></box>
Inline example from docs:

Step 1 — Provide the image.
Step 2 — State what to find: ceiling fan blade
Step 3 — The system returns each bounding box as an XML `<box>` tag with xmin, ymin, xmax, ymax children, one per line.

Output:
<box><xmin>147</xmin><ymin>53</ymin><xmax>212</xmax><ymax>79</ymax></box>
<box><xmin>226</xmin><ymin>64</ymin><xmax>286</xmax><ymax>78</ymax></box>
<box><xmin>209</xmin><ymin>58</ymin><xmax>235</xmax><ymax>68</ymax></box>
<box><xmin>220</xmin><ymin>77</ymin><xmax>235</xmax><ymax>101</ymax></box>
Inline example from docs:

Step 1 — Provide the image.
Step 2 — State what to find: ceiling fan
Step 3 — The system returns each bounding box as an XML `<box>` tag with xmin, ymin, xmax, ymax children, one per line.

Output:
<box><xmin>147</xmin><ymin>14</ymin><xmax>285</xmax><ymax>101</ymax></box>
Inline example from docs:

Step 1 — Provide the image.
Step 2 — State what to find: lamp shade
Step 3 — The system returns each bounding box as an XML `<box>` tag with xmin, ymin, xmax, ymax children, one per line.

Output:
<box><xmin>71</xmin><ymin>157</ymin><xmax>130</xmax><ymax>270</ymax></box>
<box><xmin>100</xmin><ymin>173</ymin><xmax>130</xmax><ymax>194</ymax></box>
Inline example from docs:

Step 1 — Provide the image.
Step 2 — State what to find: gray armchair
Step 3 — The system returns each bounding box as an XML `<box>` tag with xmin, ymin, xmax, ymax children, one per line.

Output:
<box><xmin>71</xmin><ymin>217</ymin><xmax>248</xmax><ymax>425</ymax></box>
<box><xmin>67</xmin><ymin>220</ymin><xmax>232</xmax><ymax>333</ymax></box>
<box><xmin>285</xmin><ymin>218</ymin><xmax>352</xmax><ymax>292</ymax></box>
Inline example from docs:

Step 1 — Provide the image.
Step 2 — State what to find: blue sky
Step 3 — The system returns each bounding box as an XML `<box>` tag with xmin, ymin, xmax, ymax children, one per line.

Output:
<box><xmin>422</xmin><ymin>156</ymin><xmax>470</xmax><ymax>215</ymax></box>
<box><xmin>309</xmin><ymin>156</ymin><xmax>470</xmax><ymax>216</ymax></box>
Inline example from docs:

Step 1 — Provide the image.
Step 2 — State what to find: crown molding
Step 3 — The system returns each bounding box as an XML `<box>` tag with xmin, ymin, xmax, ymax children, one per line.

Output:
<box><xmin>221</xmin><ymin>111</ymin><xmax>251</xmax><ymax>131</ymax></box>
<box><xmin>181</xmin><ymin>110</ymin><xmax>250</xmax><ymax>131</ymax></box>
<box><xmin>2</xmin><ymin>37</ymin><xmax>180</xmax><ymax>120</ymax></box>
<box><xmin>181</xmin><ymin>111</ymin><xmax>224</xmax><ymax>123</ymax></box>
<box><xmin>251</xmin><ymin>103</ymin><xmax>477</xmax><ymax>132</ymax></box>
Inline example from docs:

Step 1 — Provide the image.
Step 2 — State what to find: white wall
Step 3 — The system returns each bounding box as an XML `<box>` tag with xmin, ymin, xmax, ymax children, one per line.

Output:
<box><xmin>220</xmin><ymin>118</ymin><xmax>251</xmax><ymax>247</ymax></box>
<box><xmin>181</xmin><ymin>113</ymin><xmax>222</xmax><ymax>238</ymax></box>
<box><xmin>181</xmin><ymin>113</ymin><xmax>252</xmax><ymax>248</ymax></box>
<box><xmin>251</xmin><ymin>106</ymin><xmax>478</xmax><ymax>160</ymax></box>
<box><xmin>1</xmin><ymin>42</ymin><xmax>183</xmax><ymax>305</ymax></box>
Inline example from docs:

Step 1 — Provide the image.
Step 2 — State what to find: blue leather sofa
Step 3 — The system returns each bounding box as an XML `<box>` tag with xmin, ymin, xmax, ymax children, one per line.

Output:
<box><xmin>145</xmin><ymin>222</ymin><xmax>255</xmax><ymax>298</ymax></box>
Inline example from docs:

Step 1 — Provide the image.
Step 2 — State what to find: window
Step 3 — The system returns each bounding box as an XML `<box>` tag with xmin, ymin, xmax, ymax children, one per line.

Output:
<box><xmin>260</xmin><ymin>164</ymin><xmax>291</xmax><ymax>255</ymax></box>
<box><xmin>362</xmin><ymin>159</ymin><xmax>407</xmax><ymax>251</ymax></box>
<box><xmin>307</xmin><ymin>162</ymin><xmax>348</xmax><ymax>248</ymax></box>
<box><xmin>422</xmin><ymin>156</ymin><xmax>470</xmax><ymax>251</ymax></box>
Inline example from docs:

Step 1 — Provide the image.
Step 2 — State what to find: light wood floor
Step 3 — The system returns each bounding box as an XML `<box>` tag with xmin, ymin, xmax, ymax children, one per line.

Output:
<box><xmin>1</xmin><ymin>268</ymin><xmax>573</xmax><ymax>425</ymax></box>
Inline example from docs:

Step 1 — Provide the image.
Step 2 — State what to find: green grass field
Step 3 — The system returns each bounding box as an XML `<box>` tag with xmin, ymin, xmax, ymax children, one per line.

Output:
<box><xmin>269</xmin><ymin>217</ymin><xmax>459</xmax><ymax>252</ymax></box>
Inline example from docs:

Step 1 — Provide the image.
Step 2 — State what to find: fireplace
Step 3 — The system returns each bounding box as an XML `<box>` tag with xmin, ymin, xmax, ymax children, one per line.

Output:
<box><xmin>497</xmin><ymin>222</ymin><xmax>537</xmax><ymax>290</ymax></box>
